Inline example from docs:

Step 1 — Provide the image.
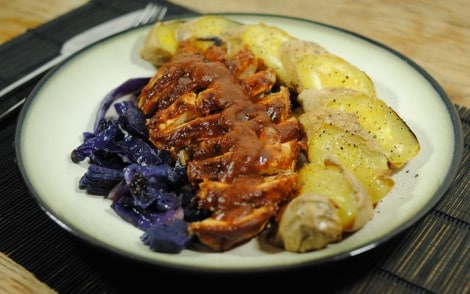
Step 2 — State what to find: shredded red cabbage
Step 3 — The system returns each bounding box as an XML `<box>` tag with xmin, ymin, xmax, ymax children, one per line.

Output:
<box><xmin>71</xmin><ymin>78</ymin><xmax>203</xmax><ymax>253</ymax></box>
<box><xmin>93</xmin><ymin>78</ymin><xmax>150</xmax><ymax>133</ymax></box>
<box><xmin>140</xmin><ymin>219</ymin><xmax>193</xmax><ymax>254</ymax></box>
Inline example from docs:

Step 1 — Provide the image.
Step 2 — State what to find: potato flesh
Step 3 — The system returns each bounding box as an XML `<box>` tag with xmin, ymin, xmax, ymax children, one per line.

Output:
<box><xmin>140</xmin><ymin>16</ymin><xmax>242</xmax><ymax>66</ymax></box>
<box><xmin>279</xmin><ymin>39</ymin><xmax>328</xmax><ymax>90</ymax></box>
<box><xmin>235</xmin><ymin>23</ymin><xmax>294</xmax><ymax>82</ymax></box>
<box><xmin>297</xmin><ymin>164</ymin><xmax>373</xmax><ymax>231</ymax></box>
<box><xmin>140</xmin><ymin>20</ymin><xmax>185</xmax><ymax>66</ymax></box>
<box><xmin>175</xmin><ymin>15</ymin><xmax>242</xmax><ymax>52</ymax></box>
<box><xmin>300</xmin><ymin>118</ymin><xmax>394</xmax><ymax>205</ymax></box>
<box><xmin>323</xmin><ymin>91</ymin><xmax>419</xmax><ymax>168</ymax></box>
<box><xmin>298</xmin><ymin>88</ymin><xmax>420</xmax><ymax>168</ymax></box>
<box><xmin>294</xmin><ymin>54</ymin><xmax>376</xmax><ymax>97</ymax></box>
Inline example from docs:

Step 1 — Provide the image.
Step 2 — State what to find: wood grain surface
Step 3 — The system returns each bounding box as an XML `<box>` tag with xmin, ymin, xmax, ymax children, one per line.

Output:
<box><xmin>0</xmin><ymin>0</ymin><xmax>85</xmax><ymax>43</ymax></box>
<box><xmin>0</xmin><ymin>252</ymin><xmax>57</xmax><ymax>293</ymax></box>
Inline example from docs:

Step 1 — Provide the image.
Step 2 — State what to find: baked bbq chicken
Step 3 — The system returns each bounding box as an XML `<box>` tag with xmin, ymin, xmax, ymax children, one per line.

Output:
<box><xmin>137</xmin><ymin>41</ymin><xmax>303</xmax><ymax>251</ymax></box>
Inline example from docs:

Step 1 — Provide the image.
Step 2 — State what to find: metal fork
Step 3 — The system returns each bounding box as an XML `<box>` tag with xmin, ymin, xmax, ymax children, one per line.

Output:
<box><xmin>0</xmin><ymin>3</ymin><xmax>168</xmax><ymax>121</ymax></box>
<box><xmin>135</xmin><ymin>2</ymin><xmax>168</xmax><ymax>27</ymax></box>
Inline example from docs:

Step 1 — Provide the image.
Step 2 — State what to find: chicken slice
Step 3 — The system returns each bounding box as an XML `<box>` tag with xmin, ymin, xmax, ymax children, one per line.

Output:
<box><xmin>138</xmin><ymin>42</ymin><xmax>303</xmax><ymax>251</ymax></box>
<box><xmin>148</xmin><ymin>113</ymin><xmax>224</xmax><ymax>153</ymax></box>
<box><xmin>187</xmin><ymin>140</ymin><xmax>300</xmax><ymax>183</ymax></box>
<box><xmin>188</xmin><ymin>174</ymin><xmax>297</xmax><ymax>251</ymax></box>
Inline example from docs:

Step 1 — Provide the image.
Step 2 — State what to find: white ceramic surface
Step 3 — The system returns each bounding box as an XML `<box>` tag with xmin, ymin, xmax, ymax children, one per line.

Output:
<box><xmin>15</xmin><ymin>14</ymin><xmax>463</xmax><ymax>272</ymax></box>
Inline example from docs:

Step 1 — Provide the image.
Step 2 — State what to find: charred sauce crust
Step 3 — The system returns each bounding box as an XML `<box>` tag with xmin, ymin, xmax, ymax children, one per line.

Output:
<box><xmin>137</xmin><ymin>41</ymin><xmax>305</xmax><ymax>251</ymax></box>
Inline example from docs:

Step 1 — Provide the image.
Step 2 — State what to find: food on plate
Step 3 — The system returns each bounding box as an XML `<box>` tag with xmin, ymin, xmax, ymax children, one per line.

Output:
<box><xmin>298</xmin><ymin>88</ymin><xmax>420</xmax><ymax>168</ymax></box>
<box><xmin>137</xmin><ymin>41</ymin><xmax>302</xmax><ymax>251</ymax></box>
<box><xmin>141</xmin><ymin>15</ymin><xmax>241</xmax><ymax>66</ymax></box>
<box><xmin>298</xmin><ymin>109</ymin><xmax>394</xmax><ymax>204</ymax></box>
<box><xmin>72</xmin><ymin>15</ymin><xmax>420</xmax><ymax>254</ymax></box>
<box><xmin>71</xmin><ymin>78</ymin><xmax>198</xmax><ymax>253</ymax></box>
<box><xmin>270</xmin><ymin>192</ymin><xmax>343</xmax><ymax>253</ymax></box>
<box><xmin>296</xmin><ymin>163</ymin><xmax>373</xmax><ymax>233</ymax></box>
<box><xmin>140</xmin><ymin>16</ymin><xmax>375</xmax><ymax>97</ymax></box>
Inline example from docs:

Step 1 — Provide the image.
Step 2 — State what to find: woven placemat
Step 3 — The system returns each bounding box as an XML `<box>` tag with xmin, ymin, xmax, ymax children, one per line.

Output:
<box><xmin>0</xmin><ymin>1</ymin><xmax>468</xmax><ymax>292</ymax></box>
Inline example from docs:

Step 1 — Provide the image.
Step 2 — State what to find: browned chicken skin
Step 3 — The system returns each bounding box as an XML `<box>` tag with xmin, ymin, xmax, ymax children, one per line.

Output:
<box><xmin>137</xmin><ymin>41</ymin><xmax>303</xmax><ymax>251</ymax></box>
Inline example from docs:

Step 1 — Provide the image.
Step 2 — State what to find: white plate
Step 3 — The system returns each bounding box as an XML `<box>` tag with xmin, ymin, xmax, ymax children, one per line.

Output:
<box><xmin>15</xmin><ymin>13</ymin><xmax>463</xmax><ymax>272</ymax></box>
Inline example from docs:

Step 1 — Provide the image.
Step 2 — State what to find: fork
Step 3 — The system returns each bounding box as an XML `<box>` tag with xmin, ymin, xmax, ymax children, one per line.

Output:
<box><xmin>0</xmin><ymin>2</ymin><xmax>168</xmax><ymax>121</ymax></box>
<box><xmin>135</xmin><ymin>2</ymin><xmax>168</xmax><ymax>27</ymax></box>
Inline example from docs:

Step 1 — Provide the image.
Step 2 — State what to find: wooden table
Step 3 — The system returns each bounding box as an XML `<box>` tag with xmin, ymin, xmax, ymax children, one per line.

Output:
<box><xmin>0</xmin><ymin>0</ymin><xmax>468</xmax><ymax>107</ymax></box>
<box><xmin>0</xmin><ymin>0</ymin><xmax>468</xmax><ymax>291</ymax></box>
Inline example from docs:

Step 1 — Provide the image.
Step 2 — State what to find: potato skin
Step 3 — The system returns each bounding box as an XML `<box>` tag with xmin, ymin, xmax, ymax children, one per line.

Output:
<box><xmin>271</xmin><ymin>193</ymin><xmax>343</xmax><ymax>252</ymax></box>
<box><xmin>140</xmin><ymin>19</ymin><xmax>185</xmax><ymax>66</ymax></box>
<box><xmin>297</xmin><ymin>163</ymin><xmax>373</xmax><ymax>232</ymax></box>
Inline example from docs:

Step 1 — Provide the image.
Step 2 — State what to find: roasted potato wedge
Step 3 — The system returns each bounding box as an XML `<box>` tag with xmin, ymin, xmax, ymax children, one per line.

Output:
<box><xmin>140</xmin><ymin>15</ymin><xmax>242</xmax><ymax>66</ymax></box>
<box><xmin>299</xmin><ymin>110</ymin><xmax>394</xmax><ymax>204</ymax></box>
<box><xmin>175</xmin><ymin>15</ymin><xmax>242</xmax><ymax>52</ymax></box>
<box><xmin>291</xmin><ymin>53</ymin><xmax>376</xmax><ymax>96</ymax></box>
<box><xmin>298</xmin><ymin>88</ymin><xmax>420</xmax><ymax>168</ymax></box>
<box><xmin>297</xmin><ymin>163</ymin><xmax>373</xmax><ymax>232</ymax></box>
<box><xmin>140</xmin><ymin>19</ymin><xmax>185</xmax><ymax>66</ymax></box>
<box><xmin>271</xmin><ymin>192</ymin><xmax>343</xmax><ymax>252</ymax></box>
<box><xmin>279</xmin><ymin>39</ymin><xmax>328</xmax><ymax>90</ymax></box>
<box><xmin>230</xmin><ymin>23</ymin><xmax>295</xmax><ymax>82</ymax></box>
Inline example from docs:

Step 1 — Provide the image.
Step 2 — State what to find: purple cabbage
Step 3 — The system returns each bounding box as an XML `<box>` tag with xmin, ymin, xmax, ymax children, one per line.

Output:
<box><xmin>116</xmin><ymin>136</ymin><xmax>162</xmax><ymax>166</ymax></box>
<box><xmin>111</xmin><ymin>193</ymin><xmax>184</xmax><ymax>231</ymax></box>
<box><xmin>141</xmin><ymin>219</ymin><xmax>194</xmax><ymax>253</ymax></box>
<box><xmin>71</xmin><ymin>78</ymin><xmax>200</xmax><ymax>253</ymax></box>
<box><xmin>123</xmin><ymin>163</ymin><xmax>181</xmax><ymax>209</ymax></box>
<box><xmin>107</xmin><ymin>180</ymin><xmax>129</xmax><ymax>202</ymax></box>
<box><xmin>115</xmin><ymin>100</ymin><xmax>148</xmax><ymax>139</ymax></box>
<box><xmin>79</xmin><ymin>164</ymin><xmax>123</xmax><ymax>195</ymax></box>
<box><xmin>93</xmin><ymin>77</ymin><xmax>150</xmax><ymax>134</ymax></box>
<box><xmin>71</xmin><ymin>122</ymin><xmax>124</xmax><ymax>164</ymax></box>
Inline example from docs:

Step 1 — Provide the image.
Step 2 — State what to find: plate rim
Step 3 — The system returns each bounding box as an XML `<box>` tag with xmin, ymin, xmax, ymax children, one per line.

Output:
<box><xmin>14</xmin><ymin>12</ymin><xmax>464</xmax><ymax>273</ymax></box>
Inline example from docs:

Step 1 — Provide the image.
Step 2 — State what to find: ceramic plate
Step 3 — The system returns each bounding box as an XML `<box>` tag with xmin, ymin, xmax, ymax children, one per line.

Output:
<box><xmin>15</xmin><ymin>13</ymin><xmax>463</xmax><ymax>272</ymax></box>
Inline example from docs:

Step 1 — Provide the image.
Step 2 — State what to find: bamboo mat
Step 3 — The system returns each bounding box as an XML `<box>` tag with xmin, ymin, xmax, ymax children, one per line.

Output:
<box><xmin>0</xmin><ymin>1</ymin><xmax>468</xmax><ymax>292</ymax></box>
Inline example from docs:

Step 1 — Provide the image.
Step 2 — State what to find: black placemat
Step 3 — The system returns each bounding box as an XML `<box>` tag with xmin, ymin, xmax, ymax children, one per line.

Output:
<box><xmin>1</xmin><ymin>1</ymin><xmax>469</xmax><ymax>292</ymax></box>
<box><xmin>0</xmin><ymin>0</ymin><xmax>193</xmax><ymax>90</ymax></box>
